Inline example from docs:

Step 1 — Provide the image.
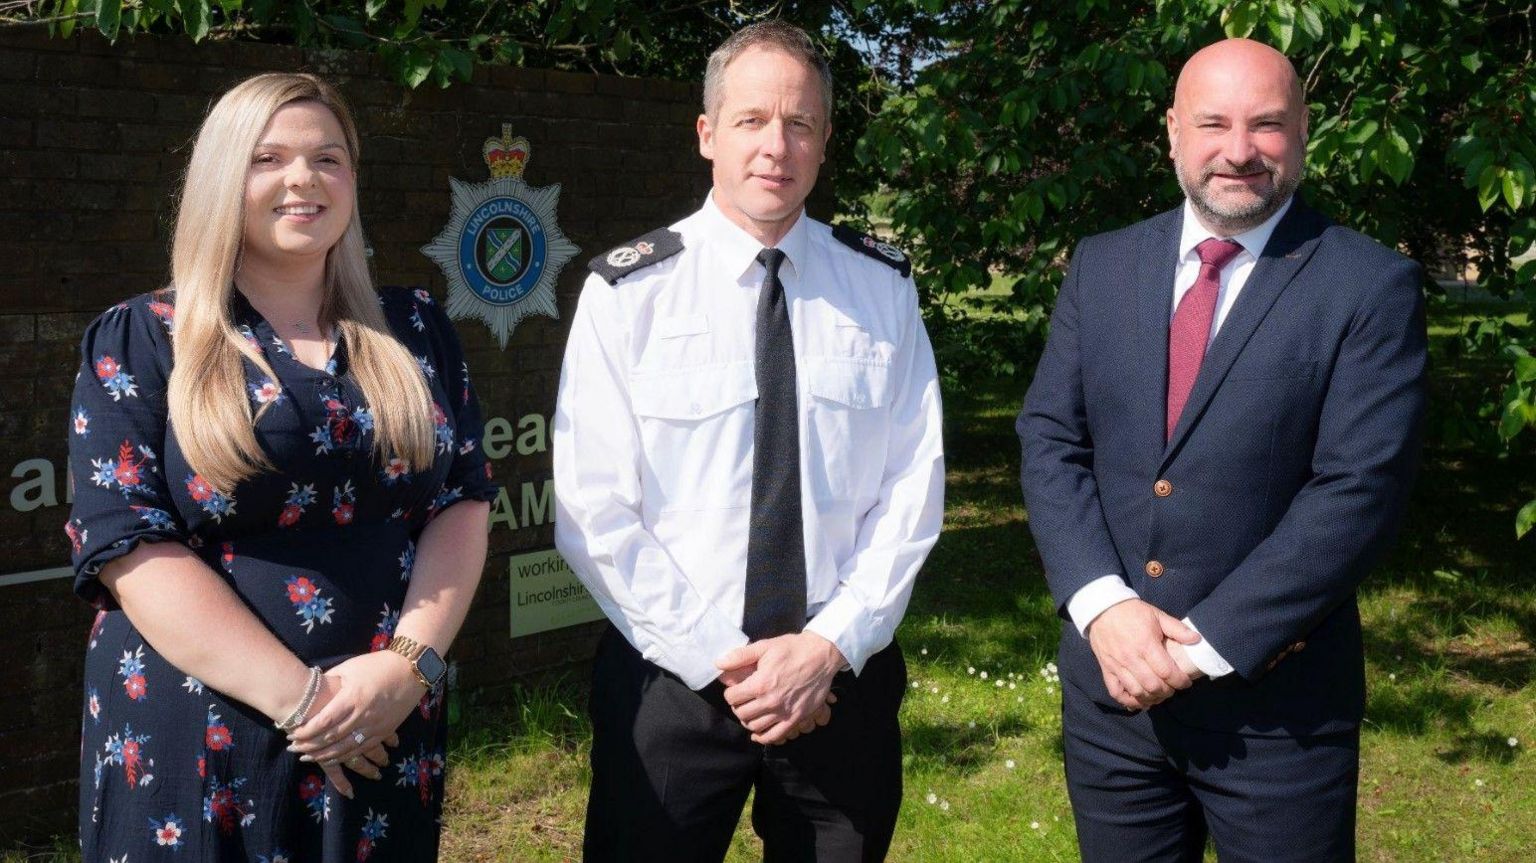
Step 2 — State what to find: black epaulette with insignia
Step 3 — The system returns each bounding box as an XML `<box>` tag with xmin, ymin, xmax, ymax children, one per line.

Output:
<box><xmin>831</xmin><ymin>224</ymin><xmax>911</xmax><ymax>277</ymax></box>
<box><xmin>587</xmin><ymin>228</ymin><xmax>684</xmax><ymax>285</ymax></box>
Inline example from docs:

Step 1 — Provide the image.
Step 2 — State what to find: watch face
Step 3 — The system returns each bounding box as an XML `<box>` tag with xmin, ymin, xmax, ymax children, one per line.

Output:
<box><xmin>416</xmin><ymin>647</ymin><xmax>447</xmax><ymax>687</ymax></box>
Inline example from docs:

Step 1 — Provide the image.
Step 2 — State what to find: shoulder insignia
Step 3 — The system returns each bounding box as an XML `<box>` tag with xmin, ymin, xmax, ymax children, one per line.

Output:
<box><xmin>587</xmin><ymin>228</ymin><xmax>684</xmax><ymax>285</ymax></box>
<box><xmin>831</xmin><ymin>224</ymin><xmax>911</xmax><ymax>277</ymax></box>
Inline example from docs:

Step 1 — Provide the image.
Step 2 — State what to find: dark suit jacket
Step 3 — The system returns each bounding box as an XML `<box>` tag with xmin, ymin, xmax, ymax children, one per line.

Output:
<box><xmin>1018</xmin><ymin>199</ymin><xmax>1427</xmax><ymax>737</ymax></box>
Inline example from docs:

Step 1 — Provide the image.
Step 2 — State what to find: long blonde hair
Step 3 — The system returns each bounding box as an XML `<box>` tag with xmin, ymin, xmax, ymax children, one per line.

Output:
<box><xmin>167</xmin><ymin>73</ymin><xmax>434</xmax><ymax>492</ymax></box>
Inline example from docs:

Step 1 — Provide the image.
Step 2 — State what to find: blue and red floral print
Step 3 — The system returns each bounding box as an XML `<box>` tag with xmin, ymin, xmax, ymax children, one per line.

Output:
<box><xmin>68</xmin><ymin>288</ymin><xmax>497</xmax><ymax>861</ymax></box>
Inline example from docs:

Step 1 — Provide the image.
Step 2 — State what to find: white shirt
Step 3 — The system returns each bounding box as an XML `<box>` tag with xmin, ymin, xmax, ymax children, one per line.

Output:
<box><xmin>1066</xmin><ymin>197</ymin><xmax>1293</xmax><ymax>679</ymax></box>
<box><xmin>553</xmin><ymin>193</ymin><xmax>945</xmax><ymax>690</ymax></box>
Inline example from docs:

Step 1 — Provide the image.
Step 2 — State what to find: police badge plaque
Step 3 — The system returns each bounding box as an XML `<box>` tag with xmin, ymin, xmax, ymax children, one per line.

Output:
<box><xmin>421</xmin><ymin>125</ymin><xmax>579</xmax><ymax>349</ymax></box>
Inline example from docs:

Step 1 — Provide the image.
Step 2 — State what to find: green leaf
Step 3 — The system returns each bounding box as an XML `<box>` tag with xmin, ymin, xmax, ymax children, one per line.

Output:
<box><xmin>1266</xmin><ymin>1</ymin><xmax>1297</xmax><ymax>52</ymax></box>
<box><xmin>58</xmin><ymin>0</ymin><xmax>80</xmax><ymax>38</ymax></box>
<box><xmin>365</xmin><ymin>0</ymin><xmax>387</xmax><ymax>19</ymax></box>
<box><xmin>1341</xmin><ymin>21</ymin><xmax>1362</xmax><ymax>51</ymax></box>
<box><xmin>402</xmin><ymin>46</ymin><xmax>433</xmax><ymax>88</ymax></box>
<box><xmin>1380</xmin><ymin>128</ymin><xmax>1414</xmax><ymax>184</ymax></box>
<box><xmin>1298</xmin><ymin>4</ymin><xmax>1325</xmax><ymax>40</ymax></box>
<box><xmin>1499</xmin><ymin>400</ymin><xmax>1529</xmax><ymax>439</ymax></box>
<box><xmin>1515</xmin><ymin>354</ymin><xmax>1536</xmax><ymax>383</ymax></box>
<box><xmin>1460</xmin><ymin>51</ymin><xmax>1483</xmax><ymax>74</ymax></box>
<box><xmin>1222</xmin><ymin>1</ymin><xmax>1259</xmax><ymax>37</ymax></box>
<box><xmin>1478</xmin><ymin>166</ymin><xmax>1501</xmax><ymax>212</ymax></box>
<box><xmin>96</xmin><ymin>0</ymin><xmax>122</xmax><ymax>40</ymax></box>
<box><xmin>176</xmin><ymin>0</ymin><xmax>209</xmax><ymax>42</ymax></box>
<box><xmin>1345</xmin><ymin>118</ymin><xmax>1379</xmax><ymax>145</ymax></box>
<box><xmin>438</xmin><ymin>46</ymin><xmax>473</xmax><ymax>85</ymax></box>
<box><xmin>1503</xmin><ymin>170</ymin><xmax>1526</xmax><ymax>211</ymax></box>
<box><xmin>1518</xmin><ymin>499</ymin><xmax>1536</xmax><ymax>540</ymax></box>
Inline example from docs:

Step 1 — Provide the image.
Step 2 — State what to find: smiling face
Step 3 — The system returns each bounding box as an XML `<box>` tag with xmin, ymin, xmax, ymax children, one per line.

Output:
<box><xmin>1167</xmin><ymin>39</ymin><xmax>1307</xmax><ymax>235</ymax></box>
<box><xmin>697</xmin><ymin>46</ymin><xmax>831</xmax><ymax>246</ymax></box>
<box><xmin>241</xmin><ymin>100</ymin><xmax>355</xmax><ymax>271</ymax></box>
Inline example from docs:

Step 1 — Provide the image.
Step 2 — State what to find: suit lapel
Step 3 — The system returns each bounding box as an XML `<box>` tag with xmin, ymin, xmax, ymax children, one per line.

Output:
<box><xmin>1132</xmin><ymin>208</ymin><xmax>1181</xmax><ymax>468</ymax></box>
<box><xmin>1161</xmin><ymin>200</ymin><xmax>1331</xmax><ymax>467</ymax></box>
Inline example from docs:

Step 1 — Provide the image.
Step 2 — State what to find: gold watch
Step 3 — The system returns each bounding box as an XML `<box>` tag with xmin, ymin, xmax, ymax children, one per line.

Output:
<box><xmin>386</xmin><ymin>635</ymin><xmax>447</xmax><ymax>690</ymax></box>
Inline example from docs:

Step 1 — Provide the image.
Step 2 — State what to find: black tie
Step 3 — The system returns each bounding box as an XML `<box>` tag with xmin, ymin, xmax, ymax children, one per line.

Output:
<box><xmin>743</xmin><ymin>248</ymin><xmax>807</xmax><ymax>640</ymax></box>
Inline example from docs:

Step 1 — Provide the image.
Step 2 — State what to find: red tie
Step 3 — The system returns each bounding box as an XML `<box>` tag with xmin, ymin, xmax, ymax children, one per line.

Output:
<box><xmin>1167</xmin><ymin>238</ymin><xmax>1244</xmax><ymax>440</ymax></box>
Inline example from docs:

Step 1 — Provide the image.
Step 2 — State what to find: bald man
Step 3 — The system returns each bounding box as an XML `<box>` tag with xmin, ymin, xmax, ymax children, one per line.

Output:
<box><xmin>1018</xmin><ymin>39</ymin><xmax>1426</xmax><ymax>862</ymax></box>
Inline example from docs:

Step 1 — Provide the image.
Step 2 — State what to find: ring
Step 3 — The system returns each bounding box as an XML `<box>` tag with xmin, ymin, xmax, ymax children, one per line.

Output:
<box><xmin>346</xmin><ymin>756</ymin><xmax>362</xmax><ymax>766</ymax></box>
<box><xmin>351</xmin><ymin>731</ymin><xmax>367</xmax><ymax>745</ymax></box>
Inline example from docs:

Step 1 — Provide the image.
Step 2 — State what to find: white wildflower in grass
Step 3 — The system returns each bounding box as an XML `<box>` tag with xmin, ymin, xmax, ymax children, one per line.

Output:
<box><xmin>968</xmin><ymin>666</ymin><xmax>976</xmax><ymax>675</ymax></box>
<box><xmin>921</xmin><ymin>647</ymin><xmax>929</xmax><ymax>655</ymax></box>
<box><xmin>1009</xmin><ymin>682</ymin><xmax>1017</xmax><ymax>690</ymax></box>
<box><xmin>940</xmin><ymin>800</ymin><xmax>950</xmax><ymax>812</ymax></box>
<box><xmin>1005</xmin><ymin>759</ymin><xmax>1016</xmax><ymax>769</ymax></box>
<box><xmin>1475</xmin><ymin>778</ymin><xmax>1486</xmax><ymax>787</ymax></box>
<box><xmin>1031</xmin><ymin>821</ymin><xmax>1040</xmax><ymax>830</ymax></box>
<box><xmin>1509</xmin><ymin>737</ymin><xmax>1519</xmax><ymax>748</ymax></box>
<box><xmin>968</xmin><ymin>721</ymin><xmax>977</xmax><ymax>729</ymax></box>
<box><xmin>930</xmin><ymin>686</ymin><xmax>939</xmax><ymax>694</ymax></box>
<box><xmin>912</xmin><ymin>681</ymin><xmax>921</xmax><ymax>689</ymax></box>
<box><xmin>926</xmin><ymin>791</ymin><xmax>938</xmax><ymax>805</ymax></box>
<box><xmin>1389</xmin><ymin>673</ymin><xmax>1397</xmax><ymax>681</ymax></box>
<box><xmin>1017</xmin><ymin>696</ymin><xmax>1024</xmax><ymax>703</ymax></box>
<box><xmin>996</xmin><ymin>680</ymin><xmax>1005</xmax><ymax>687</ymax></box>
<box><xmin>980</xmin><ymin>671</ymin><xmax>988</xmax><ymax>680</ymax></box>
<box><xmin>941</xmin><ymin>694</ymin><xmax>950</xmax><ymax>703</ymax></box>
<box><xmin>1046</xmin><ymin>686</ymin><xmax>1054</xmax><ymax>695</ymax></box>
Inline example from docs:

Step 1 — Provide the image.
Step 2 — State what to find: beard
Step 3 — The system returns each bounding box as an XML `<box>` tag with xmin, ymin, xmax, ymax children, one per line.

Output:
<box><xmin>1175</xmin><ymin>151</ymin><xmax>1302</xmax><ymax>234</ymax></box>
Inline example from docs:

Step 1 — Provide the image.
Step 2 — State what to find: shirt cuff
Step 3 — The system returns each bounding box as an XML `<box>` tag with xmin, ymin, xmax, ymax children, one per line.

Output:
<box><xmin>804</xmin><ymin>590</ymin><xmax>875</xmax><ymax>675</ymax></box>
<box><xmin>658</xmin><ymin>614</ymin><xmax>750</xmax><ymax>691</ymax></box>
<box><xmin>1179</xmin><ymin>616</ymin><xmax>1234</xmax><ymax>679</ymax></box>
<box><xmin>1066</xmin><ymin>576</ymin><xmax>1140</xmax><ymax>636</ymax></box>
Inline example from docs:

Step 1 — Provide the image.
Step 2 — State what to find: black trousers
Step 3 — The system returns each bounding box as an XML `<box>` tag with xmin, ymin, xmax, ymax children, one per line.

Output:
<box><xmin>584</xmin><ymin>626</ymin><xmax>907</xmax><ymax>862</ymax></box>
<box><xmin>1062</xmin><ymin>679</ymin><xmax>1360</xmax><ymax>863</ymax></box>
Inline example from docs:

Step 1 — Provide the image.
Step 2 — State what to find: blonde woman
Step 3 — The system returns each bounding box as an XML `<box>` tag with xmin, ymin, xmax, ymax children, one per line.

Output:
<box><xmin>65</xmin><ymin>73</ymin><xmax>494</xmax><ymax>860</ymax></box>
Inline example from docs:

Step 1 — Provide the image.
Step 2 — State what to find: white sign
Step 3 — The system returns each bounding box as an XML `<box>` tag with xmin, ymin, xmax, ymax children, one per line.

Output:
<box><xmin>507</xmin><ymin>547</ymin><xmax>604</xmax><ymax>638</ymax></box>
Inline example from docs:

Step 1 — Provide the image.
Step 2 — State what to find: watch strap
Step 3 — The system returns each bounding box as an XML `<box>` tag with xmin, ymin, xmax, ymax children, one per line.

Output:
<box><xmin>386</xmin><ymin>635</ymin><xmax>433</xmax><ymax>688</ymax></box>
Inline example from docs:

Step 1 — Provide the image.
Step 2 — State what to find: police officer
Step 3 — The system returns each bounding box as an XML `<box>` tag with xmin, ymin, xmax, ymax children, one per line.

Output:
<box><xmin>553</xmin><ymin>19</ymin><xmax>944</xmax><ymax>863</ymax></box>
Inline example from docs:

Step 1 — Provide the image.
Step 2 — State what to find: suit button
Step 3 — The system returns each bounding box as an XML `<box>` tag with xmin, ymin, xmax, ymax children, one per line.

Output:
<box><xmin>1153</xmin><ymin>479</ymin><xmax>1173</xmax><ymax>497</ymax></box>
<box><xmin>1145</xmin><ymin>560</ymin><xmax>1164</xmax><ymax>578</ymax></box>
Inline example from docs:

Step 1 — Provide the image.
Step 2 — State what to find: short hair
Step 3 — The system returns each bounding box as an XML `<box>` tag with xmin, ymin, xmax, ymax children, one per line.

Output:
<box><xmin>702</xmin><ymin>20</ymin><xmax>833</xmax><ymax>123</ymax></box>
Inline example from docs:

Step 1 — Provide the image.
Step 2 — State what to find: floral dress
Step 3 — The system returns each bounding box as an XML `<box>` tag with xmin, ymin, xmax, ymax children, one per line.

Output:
<box><xmin>66</xmin><ymin>287</ymin><xmax>497</xmax><ymax>862</ymax></box>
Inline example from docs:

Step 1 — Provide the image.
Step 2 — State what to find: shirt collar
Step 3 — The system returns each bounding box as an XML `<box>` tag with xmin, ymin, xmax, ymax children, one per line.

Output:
<box><xmin>1177</xmin><ymin>194</ymin><xmax>1293</xmax><ymax>263</ymax></box>
<box><xmin>700</xmin><ymin>190</ymin><xmax>811</xmax><ymax>281</ymax></box>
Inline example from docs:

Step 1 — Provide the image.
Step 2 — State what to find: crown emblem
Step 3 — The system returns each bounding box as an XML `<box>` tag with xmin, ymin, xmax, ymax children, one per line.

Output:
<box><xmin>483</xmin><ymin>124</ymin><xmax>530</xmax><ymax>180</ymax></box>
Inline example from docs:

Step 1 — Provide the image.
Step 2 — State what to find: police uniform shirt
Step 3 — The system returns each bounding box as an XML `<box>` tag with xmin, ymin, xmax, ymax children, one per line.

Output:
<box><xmin>553</xmin><ymin>193</ymin><xmax>945</xmax><ymax>690</ymax></box>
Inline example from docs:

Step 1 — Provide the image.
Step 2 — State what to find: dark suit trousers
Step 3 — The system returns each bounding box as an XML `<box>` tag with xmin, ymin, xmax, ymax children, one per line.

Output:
<box><xmin>1062</xmin><ymin>679</ymin><xmax>1359</xmax><ymax>863</ymax></box>
<box><xmin>584</xmin><ymin>626</ymin><xmax>906</xmax><ymax>863</ymax></box>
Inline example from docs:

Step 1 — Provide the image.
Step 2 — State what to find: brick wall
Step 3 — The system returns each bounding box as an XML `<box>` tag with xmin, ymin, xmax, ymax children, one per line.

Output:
<box><xmin>0</xmin><ymin>26</ymin><xmax>742</xmax><ymax>842</ymax></box>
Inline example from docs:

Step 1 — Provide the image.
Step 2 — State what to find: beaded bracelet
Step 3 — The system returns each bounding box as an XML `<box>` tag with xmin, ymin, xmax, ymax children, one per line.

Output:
<box><xmin>275</xmin><ymin>666</ymin><xmax>323</xmax><ymax>732</ymax></box>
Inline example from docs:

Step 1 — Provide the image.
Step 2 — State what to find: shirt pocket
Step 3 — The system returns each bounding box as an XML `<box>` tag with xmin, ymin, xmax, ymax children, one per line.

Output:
<box><xmin>628</xmin><ymin>361</ymin><xmax>757</xmax><ymax>511</ymax></box>
<box><xmin>639</xmin><ymin>314</ymin><xmax>715</xmax><ymax>369</ymax></box>
<box><xmin>804</xmin><ymin>356</ymin><xmax>892</xmax><ymax>501</ymax></box>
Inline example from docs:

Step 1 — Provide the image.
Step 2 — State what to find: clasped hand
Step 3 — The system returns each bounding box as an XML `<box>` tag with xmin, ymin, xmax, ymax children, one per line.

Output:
<box><xmin>1086</xmin><ymin>599</ymin><xmax>1205</xmax><ymax>711</ymax></box>
<box><xmin>285</xmin><ymin>651</ymin><xmax>426</xmax><ymax>798</ymax></box>
<box><xmin>716</xmin><ymin>632</ymin><xmax>844</xmax><ymax>746</ymax></box>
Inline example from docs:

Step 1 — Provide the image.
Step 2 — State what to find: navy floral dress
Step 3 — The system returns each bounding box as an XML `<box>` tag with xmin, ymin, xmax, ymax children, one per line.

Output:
<box><xmin>66</xmin><ymin>287</ymin><xmax>497</xmax><ymax>861</ymax></box>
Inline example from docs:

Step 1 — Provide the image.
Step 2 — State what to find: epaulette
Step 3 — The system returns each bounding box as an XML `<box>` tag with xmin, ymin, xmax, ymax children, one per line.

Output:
<box><xmin>831</xmin><ymin>224</ymin><xmax>911</xmax><ymax>277</ymax></box>
<box><xmin>587</xmin><ymin>228</ymin><xmax>684</xmax><ymax>285</ymax></box>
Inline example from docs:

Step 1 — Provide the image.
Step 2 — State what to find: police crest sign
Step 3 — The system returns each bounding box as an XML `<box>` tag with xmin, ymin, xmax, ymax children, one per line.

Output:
<box><xmin>422</xmin><ymin>125</ymin><xmax>579</xmax><ymax>348</ymax></box>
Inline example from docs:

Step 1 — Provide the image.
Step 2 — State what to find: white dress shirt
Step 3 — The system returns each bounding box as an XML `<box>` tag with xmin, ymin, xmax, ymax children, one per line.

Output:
<box><xmin>1066</xmin><ymin>197</ymin><xmax>1293</xmax><ymax>679</ymax></box>
<box><xmin>553</xmin><ymin>193</ymin><xmax>945</xmax><ymax>690</ymax></box>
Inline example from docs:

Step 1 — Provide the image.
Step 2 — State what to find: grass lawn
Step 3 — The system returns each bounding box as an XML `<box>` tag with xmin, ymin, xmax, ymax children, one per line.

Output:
<box><xmin>7</xmin><ymin>306</ymin><xmax>1532</xmax><ymax>862</ymax></box>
